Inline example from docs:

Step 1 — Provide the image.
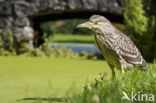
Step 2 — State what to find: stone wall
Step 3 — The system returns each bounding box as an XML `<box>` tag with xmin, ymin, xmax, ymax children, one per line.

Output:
<box><xmin>0</xmin><ymin>0</ymin><xmax>126</xmax><ymax>48</ymax></box>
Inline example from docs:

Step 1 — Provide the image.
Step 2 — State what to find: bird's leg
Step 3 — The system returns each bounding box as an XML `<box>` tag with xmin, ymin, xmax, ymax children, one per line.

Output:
<box><xmin>111</xmin><ymin>67</ymin><xmax>115</xmax><ymax>80</ymax></box>
<box><xmin>108</xmin><ymin>63</ymin><xmax>115</xmax><ymax>80</ymax></box>
<box><xmin>121</xmin><ymin>66</ymin><xmax>125</xmax><ymax>75</ymax></box>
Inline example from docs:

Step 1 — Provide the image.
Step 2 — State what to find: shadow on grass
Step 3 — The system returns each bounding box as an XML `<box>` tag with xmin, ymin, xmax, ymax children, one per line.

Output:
<box><xmin>18</xmin><ymin>97</ymin><xmax>68</xmax><ymax>102</ymax></box>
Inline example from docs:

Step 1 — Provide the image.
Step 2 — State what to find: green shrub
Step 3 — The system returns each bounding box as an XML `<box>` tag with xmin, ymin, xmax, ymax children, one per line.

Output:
<box><xmin>124</xmin><ymin>0</ymin><xmax>156</xmax><ymax>61</ymax></box>
<box><xmin>124</xmin><ymin>0</ymin><xmax>148</xmax><ymax>36</ymax></box>
<box><xmin>0</xmin><ymin>27</ymin><xmax>32</xmax><ymax>55</ymax></box>
<box><xmin>80</xmin><ymin>51</ymin><xmax>97</xmax><ymax>60</ymax></box>
<box><xmin>40</xmin><ymin>19</ymin><xmax>92</xmax><ymax>35</ymax></box>
<box><xmin>70</xmin><ymin>64</ymin><xmax>156</xmax><ymax>103</ymax></box>
<box><xmin>0</xmin><ymin>31</ymin><xmax>98</xmax><ymax>59</ymax></box>
<box><xmin>40</xmin><ymin>22</ymin><xmax>53</xmax><ymax>35</ymax></box>
<box><xmin>0</xmin><ymin>48</ymin><xmax>16</xmax><ymax>56</ymax></box>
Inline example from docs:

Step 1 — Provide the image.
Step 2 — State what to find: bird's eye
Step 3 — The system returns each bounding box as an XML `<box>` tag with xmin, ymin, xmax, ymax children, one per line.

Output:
<box><xmin>94</xmin><ymin>19</ymin><xmax>99</xmax><ymax>24</ymax></box>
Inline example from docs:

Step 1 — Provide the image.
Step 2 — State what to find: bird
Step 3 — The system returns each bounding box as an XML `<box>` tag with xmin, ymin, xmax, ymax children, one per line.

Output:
<box><xmin>77</xmin><ymin>15</ymin><xmax>148</xmax><ymax>77</ymax></box>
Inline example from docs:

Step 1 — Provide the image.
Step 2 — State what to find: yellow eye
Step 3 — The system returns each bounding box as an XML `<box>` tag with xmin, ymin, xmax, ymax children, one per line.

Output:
<box><xmin>94</xmin><ymin>19</ymin><xmax>99</xmax><ymax>24</ymax></box>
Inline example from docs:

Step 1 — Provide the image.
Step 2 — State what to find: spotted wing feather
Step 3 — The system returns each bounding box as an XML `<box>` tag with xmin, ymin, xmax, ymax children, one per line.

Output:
<box><xmin>114</xmin><ymin>29</ymin><xmax>148</xmax><ymax>69</ymax></box>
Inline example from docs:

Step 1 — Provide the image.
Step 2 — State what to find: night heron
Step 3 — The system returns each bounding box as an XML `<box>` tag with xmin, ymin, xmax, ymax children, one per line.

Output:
<box><xmin>77</xmin><ymin>15</ymin><xmax>148</xmax><ymax>77</ymax></box>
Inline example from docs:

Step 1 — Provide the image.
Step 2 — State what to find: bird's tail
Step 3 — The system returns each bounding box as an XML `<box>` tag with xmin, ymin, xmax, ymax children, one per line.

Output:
<box><xmin>142</xmin><ymin>60</ymin><xmax>148</xmax><ymax>69</ymax></box>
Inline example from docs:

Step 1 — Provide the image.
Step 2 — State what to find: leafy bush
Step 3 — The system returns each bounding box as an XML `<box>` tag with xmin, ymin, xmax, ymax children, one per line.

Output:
<box><xmin>40</xmin><ymin>22</ymin><xmax>54</xmax><ymax>35</ymax></box>
<box><xmin>124</xmin><ymin>0</ymin><xmax>156</xmax><ymax>61</ymax></box>
<box><xmin>80</xmin><ymin>51</ymin><xmax>97</xmax><ymax>60</ymax></box>
<box><xmin>1</xmin><ymin>27</ymin><xmax>15</xmax><ymax>52</ymax></box>
<box><xmin>0</xmin><ymin>27</ymin><xmax>31</xmax><ymax>55</ymax></box>
<box><xmin>40</xmin><ymin>19</ymin><xmax>92</xmax><ymax>35</ymax></box>
<box><xmin>124</xmin><ymin>0</ymin><xmax>148</xmax><ymax>36</ymax></box>
<box><xmin>0</xmin><ymin>48</ymin><xmax>16</xmax><ymax>56</ymax></box>
<box><xmin>70</xmin><ymin>64</ymin><xmax>156</xmax><ymax>103</ymax></box>
<box><xmin>0</xmin><ymin>31</ymin><xmax>98</xmax><ymax>59</ymax></box>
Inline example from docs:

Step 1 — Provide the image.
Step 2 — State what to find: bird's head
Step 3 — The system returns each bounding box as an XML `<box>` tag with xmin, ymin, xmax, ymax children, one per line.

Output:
<box><xmin>77</xmin><ymin>15</ymin><xmax>110</xmax><ymax>30</ymax></box>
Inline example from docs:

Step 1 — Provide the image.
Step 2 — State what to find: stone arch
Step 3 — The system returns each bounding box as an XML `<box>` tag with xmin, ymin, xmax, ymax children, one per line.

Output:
<box><xmin>0</xmin><ymin>0</ymin><xmax>125</xmax><ymax>48</ymax></box>
<box><xmin>31</xmin><ymin>10</ymin><xmax>124</xmax><ymax>46</ymax></box>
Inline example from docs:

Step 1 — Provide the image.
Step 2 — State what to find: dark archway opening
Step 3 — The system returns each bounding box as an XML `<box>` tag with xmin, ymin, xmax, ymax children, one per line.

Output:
<box><xmin>30</xmin><ymin>10</ymin><xmax>123</xmax><ymax>47</ymax></box>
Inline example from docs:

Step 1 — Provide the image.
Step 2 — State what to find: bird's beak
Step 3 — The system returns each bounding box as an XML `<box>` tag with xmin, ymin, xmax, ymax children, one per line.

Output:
<box><xmin>76</xmin><ymin>21</ymin><xmax>94</xmax><ymax>29</ymax></box>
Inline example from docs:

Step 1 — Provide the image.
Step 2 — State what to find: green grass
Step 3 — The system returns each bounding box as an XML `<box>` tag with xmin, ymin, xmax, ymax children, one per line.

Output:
<box><xmin>70</xmin><ymin>64</ymin><xmax>156</xmax><ymax>103</ymax></box>
<box><xmin>52</xmin><ymin>34</ymin><xmax>94</xmax><ymax>43</ymax></box>
<box><xmin>0</xmin><ymin>56</ymin><xmax>111</xmax><ymax>103</ymax></box>
<box><xmin>0</xmin><ymin>56</ymin><xmax>155</xmax><ymax>103</ymax></box>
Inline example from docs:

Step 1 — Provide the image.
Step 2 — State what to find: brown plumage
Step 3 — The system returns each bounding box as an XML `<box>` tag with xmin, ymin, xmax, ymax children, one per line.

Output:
<box><xmin>77</xmin><ymin>15</ymin><xmax>148</xmax><ymax>77</ymax></box>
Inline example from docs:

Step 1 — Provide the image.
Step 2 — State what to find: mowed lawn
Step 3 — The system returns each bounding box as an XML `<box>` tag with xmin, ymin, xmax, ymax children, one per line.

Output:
<box><xmin>0</xmin><ymin>56</ymin><xmax>111</xmax><ymax>103</ymax></box>
<box><xmin>52</xmin><ymin>34</ymin><xmax>94</xmax><ymax>43</ymax></box>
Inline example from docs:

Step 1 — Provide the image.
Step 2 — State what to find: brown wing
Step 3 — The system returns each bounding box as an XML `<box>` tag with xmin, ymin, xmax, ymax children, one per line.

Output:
<box><xmin>94</xmin><ymin>25</ymin><xmax>148</xmax><ymax>69</ymax></box>
<box><xmin>114</xmin><ymin>29</ymin><xmax>148</xmax><ymax>69</ymax></box>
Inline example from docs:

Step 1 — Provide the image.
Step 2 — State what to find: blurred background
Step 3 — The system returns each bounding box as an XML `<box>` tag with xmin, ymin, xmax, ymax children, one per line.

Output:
<box><xmin>0</xmin><ymin>0</ymin><xmax>155</xmax><ymax>61</ymax></box>
<box><xmin>0</xmin><ymin>0</ymin><xmax>155</xmax><ymax>103</ymax></box>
